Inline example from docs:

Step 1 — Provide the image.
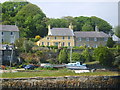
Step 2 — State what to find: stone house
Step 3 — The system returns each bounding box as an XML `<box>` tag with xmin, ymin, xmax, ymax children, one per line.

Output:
<box><xmin>0</xmin><ymin>25</ymin><xmax>19</xmax><ymax>44</ymax></box>
<box><xmin>74</xmin><ymin>31</ymin><xmax>110</xmax><ymax>48</ymax></box>
<box><xmin>37</xmin><ymin>24</ymin><xmax>75</xmax><ymax>47</ymax></box>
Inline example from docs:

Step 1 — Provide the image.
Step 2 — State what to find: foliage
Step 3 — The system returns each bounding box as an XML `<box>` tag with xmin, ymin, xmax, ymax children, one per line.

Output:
<box><xmin>58</xmin><ymin>49</ymin><xmax>68</xmax><ymax>63</ymax></box>
<box><xmin>82</xmin><ymin>48</ymin><xmax>93</xmax><ymax>62</ymax></box>
<box><xmin>1</xmin><ymin>1</ymin><xmax>29</xmax><ymax>25</ymax></box>
<box><xmin>93</xmin><ymin>46</ymin><xmax>115</xmax><ymax>66</ymax></box>
<box><xmin>106</xmin><ymin>37</ymin><xmax>115</xmax><ymax>48</ymax></box>
<box><xmin>15</xmin><ymin>3</ymin><xmax>47</xmax><ymax>38</ymax></box>
<box><xmin>114</xmin><ymin>26</ymin><xmax>120</xmax><ymax>38</ymax></box>
<box><xmin>114</xmin><ymin>55</ymin><xmax>120</xmax><ymax>69</ymax></box>
<box><xmin>82</xmin><ymin>23</ymin><xmax>94</xmax><ymax>31</ymax></box>
<box><xmin>70</xmin><ymin>52</ymin><xmax>85</xmax><ymax>62</ymax></box>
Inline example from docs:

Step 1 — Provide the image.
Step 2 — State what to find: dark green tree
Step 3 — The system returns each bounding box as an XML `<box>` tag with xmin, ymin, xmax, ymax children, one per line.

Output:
<box><xmin>1</xmin><ymin>1</ymin><xmax>29</xmax><ymax>25</ymax></box>
<box><xmin>114</xmin><ymin>55</ymin><xmax>120</xmax><ymax>69</ymax></box>
<box><xmin>82</xmin><ymin>48</ymin><xmax>92</xmax><ymax>62</ymax></box>
<box><xmin>93</xmin><ymin>46</ymin><xmax>114</xmax><ymax>66</ymax></box>
<box><xmin>90</xmin><ymin>16</ymin><xmax>112</xmax><ymax>33</ymax></box>
<box><xmin>71</xmin><ymin>52</ymin><xmax>85</xmax><ymax>62</ymax></box>
<box><xmin>82</xmin><ymin>23</ymin><xmax>94</xmax><ymax>31</ymax></box>
<box><xmin>106</xmin><ymin>37</ymin><xmax>115</xmax><ymax>48</ymax></box>
<box><xmin>58</xmin><ymin>49</ymin><xmax>68</xmax><ymax>63</ymax></box>
<box><xmin>114</xmin><ymin>26</ymin><xmax>120</xmax><ymax>38</ymax></box>
<box><xmin>15</xmin><ymin>3</ymin><xmax>47</xmax><ymax>38</ymax></box>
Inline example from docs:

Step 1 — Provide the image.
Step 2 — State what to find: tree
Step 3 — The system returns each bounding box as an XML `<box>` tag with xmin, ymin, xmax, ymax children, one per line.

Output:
<box><xmin>106</xmin><ymin>37</ymin><xmax>115</xmax><ymax>48</ymax></box>
<box><xmin>90</xmin><ymin>16</ymin><xmax>112</xmax><ymax>33</ymax></box>
<box><xmin>93</xmin><ymin>46</ymin><xmax>115</xmax><ymax>66</ymax></box>
<box><xmin>1</xmin><ymin>1</ymin><xmax>29</xmax><ymax>25</ymax></box>
<box><xmin>58</xmin><ymin>49</ymin><xmax>68</xmax><ymax>63</ymax></box>
<box><xmin>82</xmin><ymin>23</ymin><xmax>94</xmax><ymax>31</ymax></box>
<box><xmin>114</xmin><ymin>55</ymin><xmax>120</xmax><ymax>69</ymax></box>
<box><xmin>15</xmin><ymin>3</ymin><xmax>47</xmax><ymax>38</ymax></box>
<box><xmin>82</xmin><ymin>48</ymin><xmax>92</xmax><ymax>62</ymax></box>
<box><xmin>70</xmin><ymin>52</ymin><xmax>85</xmax><ymax>62</ymax></box>
<box><xmin>114</xmin><ymin>26</ymin><xmax>120</xmax><ymax>38</ymax></box>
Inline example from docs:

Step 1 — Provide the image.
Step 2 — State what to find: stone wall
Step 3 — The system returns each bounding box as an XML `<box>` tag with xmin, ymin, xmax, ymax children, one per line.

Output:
<box><xmin>1</xmin><ymin>76</ymin><xmax>120</xmax><ymax>89</ymax></box>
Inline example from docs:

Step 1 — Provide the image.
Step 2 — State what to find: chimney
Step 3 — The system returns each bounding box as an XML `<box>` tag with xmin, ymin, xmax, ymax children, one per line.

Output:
<box><xmin>48</xmin><ymin>25</ymin><xmax>52</xmax><ymax>35</ymax></box>
<box><xmin>48</xmin><ymin>24</ymin><xmax>51</xmax><ymax>30</ymax></box>
<box><xmin>95</xmin><ymin>25</ymin><xmax>99</xmax><ymax>32</ymax></box>
<box><xmin>69</xmin><ymin>23</ymin><xmax>73</xmax><ymax>30</ymax></box>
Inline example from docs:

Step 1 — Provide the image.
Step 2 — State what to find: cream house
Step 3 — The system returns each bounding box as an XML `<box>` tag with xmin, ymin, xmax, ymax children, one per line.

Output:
<box><xmin>37</xmin><ymin>24</ymin><xmax>75</xmax><ymax>47</ymax></box>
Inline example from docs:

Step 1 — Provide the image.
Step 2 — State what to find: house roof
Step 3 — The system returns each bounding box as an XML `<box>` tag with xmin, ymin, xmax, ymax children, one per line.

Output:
<box><xmin>0</xmin><ymin>25</ymin><xmax>19</xmax><ymax>31</ymax></box>
<box><xmin>74</xmin><ymin>31</ymin><xmax>110</xmax><ymax>38</ymax></box>
<box><xmin>48</xmin><ymin>28</ymin><xmax>74</xmax><ymax>36</ymax></box>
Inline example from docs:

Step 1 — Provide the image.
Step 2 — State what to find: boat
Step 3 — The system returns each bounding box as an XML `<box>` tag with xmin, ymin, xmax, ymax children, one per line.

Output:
<box><xmin>65</xmin><ymin>62</ymin><xmax>88</xmax><ymax>70</ymax></box>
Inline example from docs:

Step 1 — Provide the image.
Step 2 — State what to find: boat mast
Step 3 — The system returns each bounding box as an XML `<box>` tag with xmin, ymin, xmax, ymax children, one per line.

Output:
<box><xmin>70</xmin><ymin>46</ymin><xmax>72</xmax><ymax>63</ymax></box>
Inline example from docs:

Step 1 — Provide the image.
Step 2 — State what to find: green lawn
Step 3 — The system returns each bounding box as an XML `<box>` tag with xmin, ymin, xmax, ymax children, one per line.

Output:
<box><xmin>1</xmin><ymin>69</ymin><xmax>119</xmax><ymax>78</ymax></box>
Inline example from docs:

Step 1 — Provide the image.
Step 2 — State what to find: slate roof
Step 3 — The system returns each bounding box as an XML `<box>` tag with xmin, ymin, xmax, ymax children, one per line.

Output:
<box><xmin>74</xmin><ymin>31</ymin><xmax>110</xmax><ymax>38</ymax></box>
<box><xmin>48</xmin><ymin>28</ymin><xmax>74</xmax><ymax>36</ymax></box>
<box><xmin>0</xmin><ymin>25</ymin><xmax>19</xmax><ymax>31</ymax></box>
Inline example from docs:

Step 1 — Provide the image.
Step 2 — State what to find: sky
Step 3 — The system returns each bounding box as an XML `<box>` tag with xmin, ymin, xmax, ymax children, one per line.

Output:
<box><xmin>1</xmin><ymin>0</ymin><xmax>119</xmax><ymax>27</ymax></box>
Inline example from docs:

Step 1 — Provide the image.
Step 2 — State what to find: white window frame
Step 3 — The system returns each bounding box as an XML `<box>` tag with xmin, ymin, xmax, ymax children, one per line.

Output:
<box><xmin>68</xmin><ymin>42</ymin><xmax>71</xmax><ymax>46</ymax></box>
<box><xmin>42</xmin><ymin>42</ymin><xmax>44</xmax><ymax>45</ymax></box>
<box><xmin>79</xmin><ymin>37</ymin><xmax>81</xmax><ymax>41</ymax></box>
<box><xmin>86</xmin><ymin>37</ymin><xmax>89</xmax><ymax>41</ymax></box>
<box><xmin>104</xmin><ymin>38</ymin><xmax>108</xmax><ymax>41</ymax></box>
<box><xmin>68</xmin><ymin>36</ymin><xmax>70</xmax><ymax>40</ymax></box>
<box><xmin>94</xmin><ymin>37</ymin><xmax>97</xmax><ymax>41</ymax></box>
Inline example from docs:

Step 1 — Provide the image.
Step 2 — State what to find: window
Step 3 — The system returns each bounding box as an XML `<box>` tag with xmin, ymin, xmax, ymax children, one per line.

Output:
<box><xmin>2</xmin><ymin>39</ymin><xmax>4</xmax><ymax>42</ymax></box>
<box><xmin>68</xmin><ymin>36</ymin><xmax>70</xmax><ymax>40</ymax></box>
<box><xmin>78</xmin><ymin>37</ymin><xmax>81</xmax><ymax>41</ymax></box>
<box><xmin>2</xmin><ymin>32</ymin><xmax>3</xmax><ymax>35</ymax></box>
<box><xmin>47</xmin><ymin>42</ymin><xmax>50</xmax><ymax>46</ymax></box>
<box><xmin>47</xmin><ymin>37</ymin><xmax>49</xmax><ymax>40</ymax></box>
<box><xmin>62</xmin><ymin>42</ymin><xmax>65</xmax><ymax>46</ymax></box>
<box><xmin>11</xmin><ymin>32</ymin><xmax>13</xmax><ymax>35</ymax></box>
<box><xmin>55</xmin><ymin>36</ymin><xmax>57</xmax><ymax>39</ymax></box>
<box><xmin>68</xmin><ymin>42</ymin><xmax>71</xmax><ymax>46</ymax></box>
<box><xmin>86</xmin><ymin>38</ymin><xmax>89</xmax><ymax>41</ymax></box>
<box><xmin>94</xmin><ymin>37</ymin><xmax>97</xmax><ymax>41</ymax></box>
<box><xmin>86</xmin><ymin>44</ymin><xmax>90</xmax><ymax>47</ymax></box>
<box><xmin>63</xmin><ymin>36</ymin><xmax>65</xmax><ymax>40</ymax></box>
<box><xmin>42</xmin><ymin>42</ymin><xmax>44</xmax><ymax>45</ymax></box>
<box><xmin>94</xmin><ymin>44</ymin><xmax>98</xmax><ymax>48</ymax></box>
<box><xmin>104</xmin><ymin>38</ymin><xmax>108</xmax><ymax>41</ymax></box>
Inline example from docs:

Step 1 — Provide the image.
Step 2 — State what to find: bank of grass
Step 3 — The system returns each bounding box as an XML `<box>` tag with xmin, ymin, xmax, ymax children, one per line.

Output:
<box><xmin>1</xmin><ymin>68</ymin><xmax>119</xmax><ymax>78</ymax></box>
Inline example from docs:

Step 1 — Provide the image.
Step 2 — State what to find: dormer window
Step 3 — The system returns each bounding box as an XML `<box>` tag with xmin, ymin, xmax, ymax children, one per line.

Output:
<box><xmin>63</xmin><ymin>36</ymin><xmax>65</xmax><ymax>40</ymax></box>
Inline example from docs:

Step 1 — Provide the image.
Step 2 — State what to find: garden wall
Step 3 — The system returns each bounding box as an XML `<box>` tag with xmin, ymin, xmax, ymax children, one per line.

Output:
<box><xmin>1</xmin><ymin>76</ymin><xmax>120</xmax><ymax>89</ymax></box>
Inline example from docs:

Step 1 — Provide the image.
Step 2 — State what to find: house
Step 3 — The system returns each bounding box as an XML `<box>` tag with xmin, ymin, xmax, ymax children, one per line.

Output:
<box><xmin>112</xmin><ymin>34</ymin><xmax>120</xmax><ymax>44</ymax></box>
<box><xmin>74</xmin><ymin>26</ymin><xmax>110</xmax><ymax>48</ymax></box>
<box><xmin>37</xmin><ymin>24</ymin><xmax>75</xmax><ymax>47</ymax></box>
<box><xmin>0</xmin><ymin>25</ymin><xmax>19</xmax><ymax>44</ymax></box>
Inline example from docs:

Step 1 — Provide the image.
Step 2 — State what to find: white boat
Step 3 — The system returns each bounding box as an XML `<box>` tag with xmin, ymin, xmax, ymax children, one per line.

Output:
<box><xmin>65</xmin><ymin>62</ymin><xmax>88</xmax><ymax>70</ymax></box>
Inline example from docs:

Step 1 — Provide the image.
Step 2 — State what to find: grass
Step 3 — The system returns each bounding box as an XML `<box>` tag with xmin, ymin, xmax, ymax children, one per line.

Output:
<box><xmin>0</xmin><ymin>69</ymin><xmax>119</xmax><ymax>78</ymax></box>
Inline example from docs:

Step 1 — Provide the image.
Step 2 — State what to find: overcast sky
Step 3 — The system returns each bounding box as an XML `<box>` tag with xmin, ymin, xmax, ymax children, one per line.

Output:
<box><xmin>1</xmin><ymin>0</ymin><xmax>119</xmax><ymax>27</ymax></box>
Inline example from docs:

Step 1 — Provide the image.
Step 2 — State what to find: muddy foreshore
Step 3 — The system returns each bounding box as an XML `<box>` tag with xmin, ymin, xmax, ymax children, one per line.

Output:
<box><xmin>0</xmin><ymin>76</ymin><xmax>120</xmax><ymax>89</ymax></box>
